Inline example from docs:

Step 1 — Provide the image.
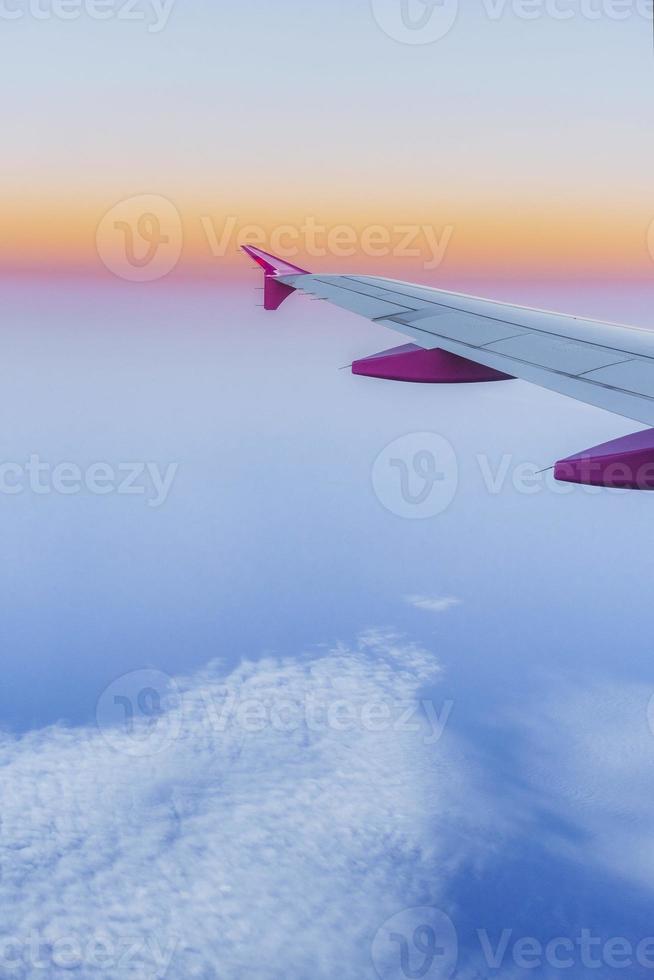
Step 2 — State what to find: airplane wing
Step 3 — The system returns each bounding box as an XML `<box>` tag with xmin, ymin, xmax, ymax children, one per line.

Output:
<box><xmin>242</xmin><ymin>244</ymin><xmax>654</xmax><ymax>491</ymax></box>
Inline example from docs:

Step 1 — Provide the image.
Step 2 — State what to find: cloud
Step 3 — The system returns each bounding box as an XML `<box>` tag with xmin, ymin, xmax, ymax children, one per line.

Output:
<box><xmin>10</xmin><ymin>631</ymin><xmax>646</xmax><ymax>979</ymax></box>
<box><xmin>405</xmin><ymin>595</ymin><xmax>463</xmax><ymax>614</ymax></box>
<box><xmin>0</xmin><ymin>631</ymin><xmax>485</xmax><ymax>979</ymax></box>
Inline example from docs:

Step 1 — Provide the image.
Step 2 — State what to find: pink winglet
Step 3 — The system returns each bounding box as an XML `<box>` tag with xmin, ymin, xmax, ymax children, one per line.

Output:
<box><xmin>241</xmin><ymin>244</ymin><xmax>309</xmax><ymax>277</ymax></box>
<box><xmin>554</xmin><ymin>428</ymin><xmax>654</xmax><ymax>490</ymax></box>
<box><xmin>242</xmin><ymin>244</ymin><xmax>309</xmax><ymax>311</ymax></box>
<box><xmin>352</xmin><ymin>344</ymin><xmax>513</xmax><ymax>384</ymax></box>
<box><xmin>261</xmin><ymin>277</ymin><xmax>296</xmax><ymax>312</ymax></box>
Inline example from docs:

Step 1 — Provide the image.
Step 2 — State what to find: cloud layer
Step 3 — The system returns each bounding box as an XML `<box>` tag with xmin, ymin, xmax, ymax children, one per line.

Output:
<box><xmin>405</xmin><ymin>596</ymin><xmax>463</xmax><ymax>614</ymax></box>
<box><xmin>0</xmin><ymin>631</ymin><xmax>480</xmax><ymax>979</ymax></box>
<box><xmin>4</xmin><ymin>630</ymin><xmax>652</xmax><ymax>979</ymax></box>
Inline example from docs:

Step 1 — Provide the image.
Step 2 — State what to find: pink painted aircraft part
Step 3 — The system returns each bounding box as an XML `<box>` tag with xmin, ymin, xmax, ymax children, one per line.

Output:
<box><xmin>260</xmin><ymin>277</ymin><xmax>294</xmax><ymax>311</ymax></box>
<box><xmin>239</xmin><ymin>243</ymin><xmax>654</xmax><ymax>492</ymax></box>
<box><xmin>555</xmin><ymin>428</ymin><xmax>654</xmax><ymax>490</ymax></box>
<box><xmin>242</xmin><ymin>244</ymin><xmax>309</xmax><ymax>311</ymax></box>
<box><xmin>241</xmin><ymin>244</ymin><xmax>309</xmax><ymax>277</ymax></box>
<box><xmin>352</xmin><ymin>344</ymin><xmax>514</xmax><ymax>384</ymax></box>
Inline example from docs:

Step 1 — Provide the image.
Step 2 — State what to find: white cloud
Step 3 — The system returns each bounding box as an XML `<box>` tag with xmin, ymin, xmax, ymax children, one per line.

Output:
<box><xmin>405</xmin><ymin>595</ymin><xmax>463</xmax><ymax>614</ymax></box>
<box><xmin>0</xmin><ymin>632</ymin><xmax>486</xmax><ymax>979</ymax></box>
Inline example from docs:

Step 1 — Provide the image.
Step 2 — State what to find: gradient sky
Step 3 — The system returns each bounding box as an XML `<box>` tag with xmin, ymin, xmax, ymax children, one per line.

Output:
<box><xmin>3</xmin><ymin>0</ymin><xmax>654</xmax><ymax>282</ymax></box>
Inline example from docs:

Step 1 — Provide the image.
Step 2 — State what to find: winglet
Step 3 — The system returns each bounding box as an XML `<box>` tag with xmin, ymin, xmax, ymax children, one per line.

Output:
<box><xmin>241</xmin><ymin>244</ymin><xmax>309</xmax><ymax>277</ymax></box>
<box><xmin>241</xmin><ymin>244</ymin><xmax>309</xmax><ymax>311</ymax></box>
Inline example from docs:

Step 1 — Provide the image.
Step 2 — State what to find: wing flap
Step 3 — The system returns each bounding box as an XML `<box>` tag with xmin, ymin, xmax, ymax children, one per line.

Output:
<box><xmin>484</xmin><ymin>333</ymin><xmax>632</xmax><ymax>376</ymax></box>
<box><xmin>400</xmin><ymin>311</ymin><xmax>529</xmax><ymax>347</ymax></box>
<box><xmin>580</xmin><ymin>359</ymin><xmax>654</xmax><ymax>397</ymax></box>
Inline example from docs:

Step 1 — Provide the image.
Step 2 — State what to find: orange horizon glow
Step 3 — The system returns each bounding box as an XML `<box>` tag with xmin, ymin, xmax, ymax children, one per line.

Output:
<box><xmin>2</xmin><ymin>198</ymin><xmax>654</xmax><ymax>283</ymax></box>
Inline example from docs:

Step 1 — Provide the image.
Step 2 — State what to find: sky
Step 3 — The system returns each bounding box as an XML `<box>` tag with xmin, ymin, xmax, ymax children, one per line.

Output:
<box><xmin>2</xmin><ymin>0</ymin><xmax>654</xmax><ymax>283</ymax></box>
<box><xmin>2</xmin><ymin>2</ymin><xmax>654</xmax><ymax>979</ymax></box>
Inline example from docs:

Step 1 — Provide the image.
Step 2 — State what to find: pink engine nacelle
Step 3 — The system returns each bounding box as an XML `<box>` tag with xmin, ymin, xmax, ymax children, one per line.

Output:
<box><xmin>352</xmin><ymin>344</ymin><xmax>513</xmax><ymax>384</ymax></box>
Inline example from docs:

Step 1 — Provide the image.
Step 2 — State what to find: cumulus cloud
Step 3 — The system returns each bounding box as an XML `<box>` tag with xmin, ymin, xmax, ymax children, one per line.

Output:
<box><xmin>0</xmin><ymin>631</ymin><xmax>486</xmax><ymax>979</ymax></box>
<box><xmin>405</xmin><ymin>595</ymin><xmax>463</xmax><ymax>614</ymax></box>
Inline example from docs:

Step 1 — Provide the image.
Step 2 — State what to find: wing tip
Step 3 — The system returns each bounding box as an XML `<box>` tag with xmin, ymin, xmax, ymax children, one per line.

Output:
<box><xmin>241</xmin><ymin>244</ymin><xmax>309</xmax><ymax>276</ymax></box>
